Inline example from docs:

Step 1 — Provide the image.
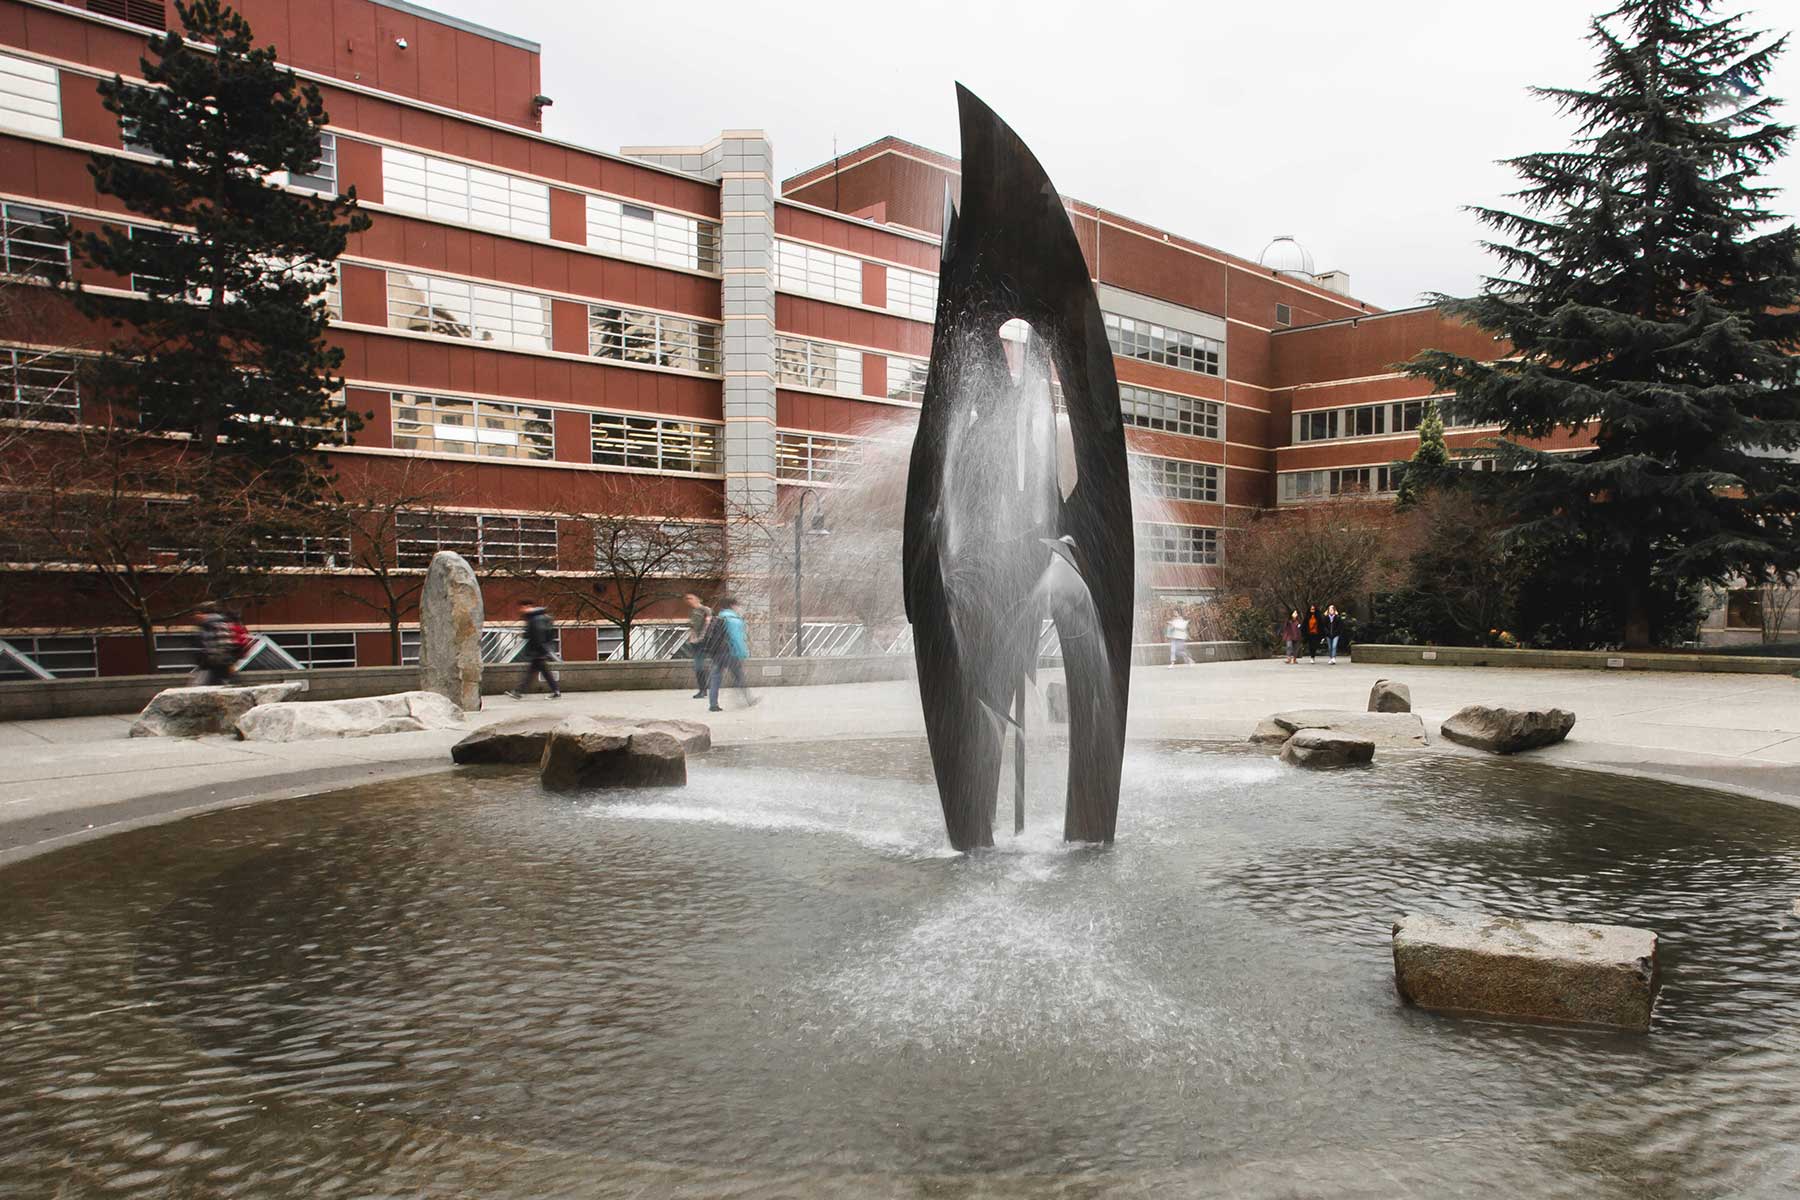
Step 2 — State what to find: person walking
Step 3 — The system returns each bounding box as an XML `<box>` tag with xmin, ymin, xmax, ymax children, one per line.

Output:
<box><xmin>705</xmin><ymin>596</ymin><xmax>757</xmax><ymax>711</ymax></box>
<box><xmin>1280</xmin><ymin>609</ymin><xmax>1302</xmax><ymax>664</ymax></box>
<box><xmin>1304</xmin><ymin>604</ymin><xmax>1321</xmax><ymax>663</ymax></box>
<box><xmin>506</xmin><ymin>599</ymin><xmax>561</xmax><ymax>699</ymax></box>
<box><xmin>1323</xmin><ymin>603</ymin><xmax>1343</xmax><ymax>664</ymax></box>
<box><xmin>1165</xmin><ymin>607</ymin><xmax>1193</xmax><ymax>667</ymax></box>
<box><xmin>683</xmin><ymin>592</ymin><xmax>712</xmax><ymax>699</ymax></box>
<box><xmin>191</xmin><ymin>604</ymin><xmax>238</xmax><ymax>686</ymax></box>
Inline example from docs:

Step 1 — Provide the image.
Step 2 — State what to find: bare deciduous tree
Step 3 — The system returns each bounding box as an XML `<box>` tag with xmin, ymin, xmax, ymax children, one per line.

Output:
<box><xmin>326</xmin><ymin>457</ymin><xmax>468</xmax><ymax>664</ymax></box>
<box><xmin>1218</xmin><ymin>498</ymin><xmax>1409</xmax><ymax>637</ymax></box>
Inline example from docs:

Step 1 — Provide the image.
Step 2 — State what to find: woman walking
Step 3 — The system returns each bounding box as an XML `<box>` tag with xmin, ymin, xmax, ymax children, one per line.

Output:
<box><xmin>1280</xmin><ymin>609</ymin><xmax>1301</xmax><ymax>664</ymax></box>
<box><xmin>1304</xmin><ymin>604</ymin><xmax>1321</xmax><ymax>663</ymax></box>
<box><xmin>1323</xmin><ymin>603</ymin><xmax>1343</xmax><ymax>664</ymax></box>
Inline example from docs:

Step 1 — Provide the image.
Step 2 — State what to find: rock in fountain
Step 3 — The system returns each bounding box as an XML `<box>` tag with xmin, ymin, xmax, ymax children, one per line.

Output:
<box><xmin>1280</xmin><ymin>729</ymin><xmax>1375</xmax><ymax>769</ymax></box>
<box><xmin>130</xmin><ymin>680</ymin><xmax>307</xmax><ymax>737</ymax></box>
<box><xmin>1393</xmin><ymin>912</ymin><xmax>1660</xmax><ymax>1031</ymax></box>
<box><xmin>539</xmin><ymin>718</ymin><xmax>688</xmax><ymax>791</ymax></box>
<box><xmin>1368</xmin><ymin>679</ymin><xmax>1412</xmax><ymax>713</ymax></box>
<box><xmin>1440</xmin><ymin>705</ymin><xmax>1576</xmax><ymax>754</ymax></box>
<box><xmin>455</xmin><ymin>714</ymin><xmax>711</xmax><ymax>765</ymax></box>
<box><xmin>904</xmin><ymin>86</ymin><xmax>1134</xmax><ymax>851</ymax></box>
<box><xmin>420</xmin><ymin>550</ymin><xmax>483</xmax><ymax>712</ymax></box>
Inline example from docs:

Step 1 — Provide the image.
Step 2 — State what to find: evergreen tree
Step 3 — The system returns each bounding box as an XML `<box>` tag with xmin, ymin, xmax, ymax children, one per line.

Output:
<box><xmin>1406</xmin><ymin>0</ymin><xmax>1800</xmax><ymax>648</ymax></box>
<box><xmin>70</xmin><ymin>0</ymin><xmax>368</xmax><ymax>510</ymax></box>
<box><xmin>1396</xmin><ymin>396</ymin><xmax>1450</xmax><ymax>506</ymax></box>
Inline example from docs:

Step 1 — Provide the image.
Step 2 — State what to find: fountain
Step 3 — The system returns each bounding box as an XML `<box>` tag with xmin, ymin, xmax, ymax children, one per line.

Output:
<box><xmin>906</xmin><ymin>86</ymin><xmax>1134</xmax><ymax>851</ymax></box>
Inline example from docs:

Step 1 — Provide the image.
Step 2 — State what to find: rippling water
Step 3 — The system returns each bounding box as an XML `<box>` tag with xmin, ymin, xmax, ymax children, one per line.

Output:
<box><xmin>3</xmin><ymin>739</ymin><xmax>1800</xmax><ymax>1197</ymax></box>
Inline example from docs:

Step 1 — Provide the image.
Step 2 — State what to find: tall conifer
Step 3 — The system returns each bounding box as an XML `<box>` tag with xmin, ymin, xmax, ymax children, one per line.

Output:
<box><xmin>1407</xmin><ymin>0</ymin><xmax>1800</xmax><ymax>647</ymax></box>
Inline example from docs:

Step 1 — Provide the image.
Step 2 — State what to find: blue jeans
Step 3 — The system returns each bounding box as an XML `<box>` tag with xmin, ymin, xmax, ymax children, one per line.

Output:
<box><xmin>709</xmin><ymin>654</ymin><xmax>750</xmax><ymax>707</ymax></box>
<box><xmin>1327</xmin><ymin>636</ymin><xmax>1340</xmax><ymax>659</ymax></box>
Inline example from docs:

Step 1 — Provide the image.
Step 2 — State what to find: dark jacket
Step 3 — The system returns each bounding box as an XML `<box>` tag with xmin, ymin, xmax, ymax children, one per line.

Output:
<box><xmin>522</xmin><ymin>607</ymin><xmax>555</xmax><ymax>656</ymax></box>
<box><xmin>1280</xmin><ymin>618</ymin><xmax>1301</xmax><ymax>641</ymax></box>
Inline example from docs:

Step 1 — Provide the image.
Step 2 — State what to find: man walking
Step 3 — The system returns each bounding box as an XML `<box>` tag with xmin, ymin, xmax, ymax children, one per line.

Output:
<box><xmin>191</xmin><ymin>604</ymin><xmax>237</xmax><ymax>686</ymax></box>
<box><xmin>1165</xmin><ymin>607</ymin><xmax>1193</xmax><ymax>667</ymax></box>
<box><xmin>684</xmin><ymin>592</ymin><xmax>712</xmax><ymax>700</ymax></box>
<box><xmin>704</xmin><ymin>596</ymin><xmax>756</xmax><ymax>711</ymax></box>
<box><xmin>506</xmin><ymin>599</ymin><xmax>561</xmax><ymax>699</ymax></box>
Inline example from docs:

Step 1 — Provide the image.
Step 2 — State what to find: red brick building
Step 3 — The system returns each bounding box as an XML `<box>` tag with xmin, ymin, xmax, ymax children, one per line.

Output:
<box><xmin>0</xmin><ymin>0</ymin><xmax>1575</xmax><ymax>679</ymax></box>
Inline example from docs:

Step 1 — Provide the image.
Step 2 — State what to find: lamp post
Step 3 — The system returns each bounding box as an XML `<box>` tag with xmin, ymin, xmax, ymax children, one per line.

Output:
<box><xmin>793</xmin><ymin>489</ymin><xmax>822</xmax><ymax>656</ymax></box>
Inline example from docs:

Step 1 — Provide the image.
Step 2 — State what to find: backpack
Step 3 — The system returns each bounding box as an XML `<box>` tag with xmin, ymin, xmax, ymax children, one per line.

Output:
<box><xmin>228</xmin><ymin>621</ymin><xmax>252</xmax><ymax>653</ymax></box>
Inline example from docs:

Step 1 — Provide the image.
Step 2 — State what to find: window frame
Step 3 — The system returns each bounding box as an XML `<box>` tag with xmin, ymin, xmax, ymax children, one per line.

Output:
<box><xmin>390</xmin><ymin>390</ymin><xmax>555</xmax><ymax>461</ymax></box>
<box><xmin>590</xmin><ymin>411</ymin><xmax>723</xmax><ymax>475</ymax></box>
<box><xmin>586</xmin><ymin>304</ymin><xmax>721</xmax><ymax>374</ymax></box>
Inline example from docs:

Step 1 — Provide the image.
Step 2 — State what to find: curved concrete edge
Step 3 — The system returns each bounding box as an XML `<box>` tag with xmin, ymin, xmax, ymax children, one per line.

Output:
<box><xmin>0</xmin><ymin>757</ymin><xmax>458</xmax><ymax>869</ymax></box>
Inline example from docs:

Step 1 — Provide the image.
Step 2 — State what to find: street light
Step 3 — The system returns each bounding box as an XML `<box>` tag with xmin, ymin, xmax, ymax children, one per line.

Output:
<box><xmin>793</xmin><ymin>489</ymin><xmax>827</xmax><ymax>656</ymax></box>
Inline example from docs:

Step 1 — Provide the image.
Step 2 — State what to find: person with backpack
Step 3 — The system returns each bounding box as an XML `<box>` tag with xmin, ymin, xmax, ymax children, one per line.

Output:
<box><xmin>191</xmin><ymin>604</ymin><xmax>239</xmax><ymax>686</ymax></box>
<box><xmin>506</xmin><ymin>599</ymin><xmax>561</xmax><ymax>699</ymax></box>
<box><xmin>703</xmin><ymin>596</ymin><xmax>756</xmax><ymax>711</ymax></box>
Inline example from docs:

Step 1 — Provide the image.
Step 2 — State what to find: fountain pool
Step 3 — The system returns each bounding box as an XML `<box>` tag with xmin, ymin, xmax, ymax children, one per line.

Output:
<box><xmin>3</xmin><ymin>739</ymin><xmax>1800</xmax><ymax>1197</ymax></box>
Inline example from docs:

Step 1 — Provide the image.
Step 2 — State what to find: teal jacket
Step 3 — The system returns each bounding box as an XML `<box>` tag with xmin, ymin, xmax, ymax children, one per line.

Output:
<box><xmin>719</xmin><ymin>608</ymin><xmax>749</xmax><ymax>659</ymax></box>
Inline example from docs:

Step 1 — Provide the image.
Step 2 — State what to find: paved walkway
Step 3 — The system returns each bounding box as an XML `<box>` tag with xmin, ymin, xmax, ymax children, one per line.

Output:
<box><xmin>3</xmin><ymin>658</ymin><xmax>1799</xmax><ymax>863</ymax></box>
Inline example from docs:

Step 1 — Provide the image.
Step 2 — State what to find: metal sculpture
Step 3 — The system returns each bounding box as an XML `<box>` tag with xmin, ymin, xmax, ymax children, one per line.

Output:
<box><xmin>903</xmin><ymin>85</ymin><xmax>1134</xmax><ymax>852</ymax></box>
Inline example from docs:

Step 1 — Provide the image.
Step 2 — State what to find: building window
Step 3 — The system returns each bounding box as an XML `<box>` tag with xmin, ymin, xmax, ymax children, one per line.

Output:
<box><xmin>322</xmin><ymin>263</ymin><xmax>342</xmax><ymax>320</ymax></box>
<box><xmin>586</xmin><ymin>196</ymin><xmax>720</xmax><ymax>272</ymax></box>
<box><xmin>1277</xmin><ymin>465</ymin><xmax>1400</xmax><ymax>502</ymax></box>
<box><xmin>602</xmin><ymin>521</ymin><xmax>724</xmax><ymax>578</ymax></box>
<box><xmin>1</xmin><ymin>202</ymin><xmax>69</xmax><ymax>281</ymax></box>
<box><xmin>1137</xmin><ymin>522</ymin><xmax>1219</xmax><ymax>565</ymax></box>
<box><xmin>260</xmin><ymin>529</ymin><xmax>350</xmax><ymax>568</ymax></box>
<box><xmin>1119</xmin><ymin>383</ymin><xmax>1220</xmax><ymax>440</ymax></box>
<box><xmin>885</xmin><ymin>265</ymin><xmax>938</xmax><ymax>321</ymax></box>
<box><xmin>885</xmin><ymin>355</ymin><xmax>929</xmax><ymax>405</ymax></box>
<box><xmin>265</xmin><ymin>629</ymin><xmax>358</xmax><ymax>669</ymax></box>
<box><xmin>587</xmin><ymin>305</ymin><xmax>721</xmax><ymax>374</ymax></box>
<box><xmin>0</xmin><ymin>52</ymin><xmax>61</xmax><ymax>139</ymax></box>
<box><xmin>774</xmin><ymin>239</ymin><xmax>863</xmax><ymax>305</ymax></box>
<box><xmin>774</xmin><ymin>335</ymin><xmax>862</xmax><ymax>395</ymax></box>
<box><xmin>391</xmin><ymin>392</ymin><xmax>554</xmax><ymax>460</ymax></box>
<box><xmin>1275</xmin><ymin>303</ymin><xmax>1292</xmax><ymax>327</ymax></box>
<box><xmin>1</xmin><ymin>347</ymin><xmax>80</xmax><ymax>421</ymax></box>
<box><xmin>1293</xmin><ymin>397</ymin><xmax>1469</xmax><ymax>443</ymax></box>
<box><xmin>387</xmin><ymin>271</ymin><xmax>551</xmax><ymax>350</ymax></box>
<box><xmin>0</xmin><ymin>634</ymin><xmax>98</xmax><ymax>680</ymax></box>
<box><xmin>382</xmin><ymin>147</ymin><xmax>551</xmax><ymax>239</ymax></box>
<box><xmin>84</xmin><ymin>1</ymin><xmax>168</xmax><ymax>30</ymax></box>
<box><xmin>777</xmin><ymin>430</ymin><xmax>861</xmax><ymax>484</ymax></box>
<box><xmin>288</xmin><ymin>131</ymin><xmax>338</xmax><ymax>195</ymax></box>
<box><xmin>1135</xmin><ymin>455</ymin><xmax>1219</xmax><ymax>502</ymax></box>
<box><xmin>395</xmin><ymin>510</ymin><xmax>557</xmax><ymax>570</ymax></box>
<box><xmin>1103</xmin><ymin>312</ymin><xmax>1221</xmax><ymax>376</ymax></box>
<box><xmin>591</xmin><ymin>412</ymin><xmax>722</xmax><ymax>474</ymax></box>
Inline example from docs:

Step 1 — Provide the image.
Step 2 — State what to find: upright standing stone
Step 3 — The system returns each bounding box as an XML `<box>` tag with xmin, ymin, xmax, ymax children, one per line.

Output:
<box><xmin>420</xmin><ymin>550</ymin><xmax>483</xmax><ymax>712</ymax></box>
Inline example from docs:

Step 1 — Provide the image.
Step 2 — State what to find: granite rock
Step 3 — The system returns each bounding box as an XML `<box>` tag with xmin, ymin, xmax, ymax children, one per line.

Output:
<box><xmin>130</xmin><ymin>681</ymin><xmax>307</xmax><ymax>737</ymax></box>
<box><xmin>419</xmin><ymin>550</ymin><xmax>483</xmax><ymax>712</ymax></box>
<box><xmin>539</xmin><ymin>719</ymin><xmax>688</xmax><ymax>791</ymax></box>
<box><xmin>1279</xmin><ymin>729</ymin><xmax>1375</xmax><ymax>769</ymax></box>
<box><xmin>1439</xmin><ymin>705</ymin><xmax>1575</xmax><ymax>754</ymax></box>
<box><xmin>454</xmin><ymin>714</ymin><xmax>710</xmax><ymax>765</ymax></box>
<box><xmin>1393</xmin><ymin>911</ymin><xmax>1659</xmax><ymax>1031</ymax></box>
<box><xmin>235</xmin><ymin>691</ymin><xmax>463</xmax><ymax>742</ymax></box>
<box><xmin>1368</xmin><ymin>679</ymin><xmax>1412</xmax><ymax>713</ymax></box>
<box><xmin>1249</xmin><ymin>709</ymin><xmax>1429</xmax><ymax>748</ymax></box>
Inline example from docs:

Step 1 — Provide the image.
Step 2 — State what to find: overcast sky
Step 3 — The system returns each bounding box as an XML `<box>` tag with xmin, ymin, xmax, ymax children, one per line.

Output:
<box><xmin>425</xmin><ymin>0</ymin><xmax>1799</xmax><ymax>310</ymax></box>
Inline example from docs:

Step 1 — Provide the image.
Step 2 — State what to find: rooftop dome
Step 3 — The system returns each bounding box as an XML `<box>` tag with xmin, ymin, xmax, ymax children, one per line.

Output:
<box><xmin>1259</xmin><ymin>235</ymin><xmax>1315</xmax><ymax>278</ymax></box>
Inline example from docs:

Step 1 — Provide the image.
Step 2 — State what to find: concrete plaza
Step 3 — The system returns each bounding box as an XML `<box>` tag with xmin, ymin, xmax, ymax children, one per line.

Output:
<box><xmin>4</xmin><ymin>657</ymin><xmax>1799</xmax><ymax>864</ymax></box>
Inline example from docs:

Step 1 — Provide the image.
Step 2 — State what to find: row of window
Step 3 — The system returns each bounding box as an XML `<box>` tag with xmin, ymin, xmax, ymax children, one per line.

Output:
<box><xmin>394</xmin><ymin>510</ymin><xmax>558</xmax><ymax>570</ymax></box>
<box><xmin>1120</xmin><ymin>383</ymin><xmax>1221</xmax><ymax>440</ymax></box>
<box><xmin>1277</xmin><ymin>465</ymin><xmax>1402</xmax><ymax>502</ymax></box>
<box><xmin>1</xmin><ymin>348</ymin><xmax>80</xmax><ymax>421</ymax></box>
<box><xmin>383</xmin><ymin>146</ymin><xmax>550</xmax><ymax>240</ymax></box>
<box><xmin>588</xmin><ymin>304</ymin><xmax>720</xmax><ymax>373</ymax></box>
<box><xmin>776</xmin><ymin>430</ymin><xmax>862</xmax><ymax>484</ymax></box>
<box><xmin>1137</xmin><ymin>522</ymin><xmax>1219</xmax><ymax>565</ymax></box>
<box><xmin>1</xmin><ymin>202</ymin><xmax>69</xmax><ymax>280</ymax></box>
<box><xmin>591</xmin><ymin>411</ymin><xmax>721</xmax><ymax>473</ymax></box>
<box><xmin>773</xmin><ymin>238</ymin><xmax>939</xmax><ymax>322</ymax></box>
<box><xmin>1135</xmin><ymin>455</ymin><xmax>1219</xmax><ymax>502</ymax></box>
<box><xmin>1292</xmin><ymin>397</ymin><xmax>1469</xmax><ymax>443</ymax></box>
<box><xmin>389</xmin><ymin>390</ymin><xmax>729</xmax><ymax>475</ymax></box>
<box><xmin>1104</xmin><ymin>312</ymin><xmax>1222</xmax><ymax>377</ymax></box>
<box><xmin>775</xmin><ymin>335</ymin><xmax>862</xmax><ymax>395</ymax></box>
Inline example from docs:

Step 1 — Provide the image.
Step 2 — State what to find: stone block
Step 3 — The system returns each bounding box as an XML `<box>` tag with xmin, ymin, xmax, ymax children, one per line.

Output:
<box><xmin>1439</xmin><ymin>705</ymin><xmax>1575</xmax><ymax>754</ymax></box>
<box><xmin>1368</xmin><ymin>679</ymin><xmax>1411</xmax><ymax>713</ymax></box>
<box><xmin>1248</xmin><ymin>709</ymin><xmax>1428</xmax><ymax>748</ymax></box>
<box><xmin>1393</xmin><ymin>912</ymin><xmax>1659</xmax><ymax>1031</ymax></box>
<box><xmin>419</xmin><ymin>551</ymin><xmax>483</xmax><ymax>712</ymax></box>
<box><xmin>236</xmin><ymin>691</ymin><xmax>462</xmax><ymax>742</ymax></box>
<box><xmin>539</xmin><ymin>719</ymin><xmax>688</xmax><ymax>792</ymax></box>
<box><xmin>1279</xmin><ymin>729</ymin><xmax>1374</xmax><ymax>769</ymax></box>
<box><xmin>456</xmin><ymin>714</ymin><xmax>711</xmax><ymax>765</ymax></box>
<box><xmin>129</xmin><ymin>681</ymin><xmax>307</xmax><ymax>737</ymax></box>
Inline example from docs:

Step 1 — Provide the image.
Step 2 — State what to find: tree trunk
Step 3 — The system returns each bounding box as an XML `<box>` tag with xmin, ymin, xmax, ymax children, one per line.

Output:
<box><xmin>619</xmin><ymin>618</ymin><xmax>632</xmax><ymax>660</ymax></box>
<box><xmin>1622</xmin><ymin>542</ymin><xmax>1653</xmax><ymax>649</ymax></box>
<box><xmin>138</xmin><ymin>614</ymin><xmax>158</xmax><ymax>675</ymax></box>
<box><xmin>389</xmin><ymin>614</ymin><xmax>402</xmax><ymax>666</ymax></box>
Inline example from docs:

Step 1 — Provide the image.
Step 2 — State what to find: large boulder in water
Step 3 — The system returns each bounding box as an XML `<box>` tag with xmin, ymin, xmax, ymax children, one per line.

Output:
<box><xmin>539</xmin><ymin>719</ymin><xmax>687</xmax><ymax>791</ymax></box>
<box><xmin>1439</xmin><ymin>705</ymin><xmax>1575</xmax><ymax>754</ymax></box>
<box><xmin>130</xmin><ymin>681</ymin><xmax>307</xmax><ymax>737</ymax></box>
<box><xmin>1279</xmin><ymin>729</ymin><xmax>1375</xmax><ymax>769</ymax></box>
<box><xmin>1393</xmin><ymin>911</ymin><xmax>1659</xmax><ymax>1031</ymax></box>
<box><xmin>419</xmin><ymin>550</ymin><xmax>483</xmax><ymax>711</ymax></box>
<box><xmin>1367</xmin><ymin>679</ymin><xmax>1412</xmax><ymax>713</ymax></box>
<box><xmin>235</xmin><ymin>691</ymin><xmax>463</xmax><ymax>741</ymax></box>
<box><xmin>455</xmin><ymin>714</ymin><xmax>709</xmax><ymax>765</ymax></box>
<box><xmin>1249</xmin><ymin>709</ymin><xmax>1428</xmax><ymax>749</ymax></box>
